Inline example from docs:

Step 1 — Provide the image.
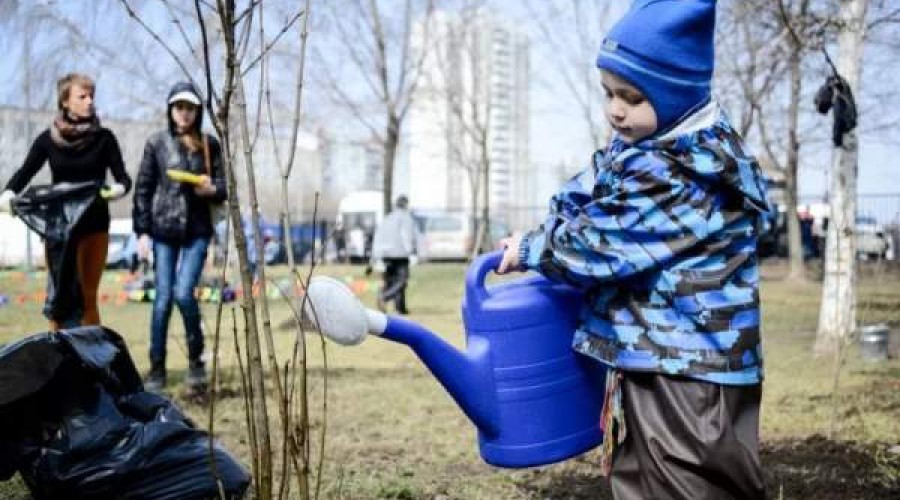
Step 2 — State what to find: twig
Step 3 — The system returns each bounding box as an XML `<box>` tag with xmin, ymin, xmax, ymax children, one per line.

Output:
<box><xmin>206</xmin><ymin>199</ymin><xmax>233</xmax><ymax>500</ymax></box>
<box><xmin>231</xmin><ymin>307</ymin><xmax>259</xmax><ymax>495</ymax></box>
<box><xmin>241</xmin><ymin>9</ymin><xmax>306</xmax><ymax>76</ymax></box>
<box><xmin>119</xmin><ymin>0</ymin><xmax>198</xmax><ymax>83</ymax></box>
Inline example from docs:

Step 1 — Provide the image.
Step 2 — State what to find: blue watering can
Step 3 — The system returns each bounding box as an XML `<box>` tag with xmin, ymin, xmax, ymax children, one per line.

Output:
<box><xmin>305</xmin><ymin>251</ymin><xmax>606</xmax><ymax>468</ymax></box>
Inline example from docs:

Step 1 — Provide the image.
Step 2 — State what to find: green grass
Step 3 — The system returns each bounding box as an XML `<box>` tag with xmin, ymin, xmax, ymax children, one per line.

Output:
<box><xmin>1</xmin><ymin>263</ymin><xmax>899</xmax><ymax>499</ymax></box>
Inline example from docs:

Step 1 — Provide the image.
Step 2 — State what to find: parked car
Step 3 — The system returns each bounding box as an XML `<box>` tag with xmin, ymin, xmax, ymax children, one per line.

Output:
<box><xmin>856</xmin><ymin>216</ymin><xmax>891</xmax><ymax>260</ymax></box>
<box><xmin>337</xmin><ymin>190</ymin><xmax>383</xmax><ymax>263</ymax></box>
<box><xmin>418</xmin><ymin>212</ymin><xmax>510</xmax><ymax>261</ymax></box>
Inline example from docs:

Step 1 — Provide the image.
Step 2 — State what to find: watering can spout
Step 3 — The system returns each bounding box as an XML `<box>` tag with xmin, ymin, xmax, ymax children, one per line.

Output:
<box><xmin>380</xmin><ymin>316</ymin><xmax>500</xmax><ymax>436</ymax></box>
<box><xmin>304</xmin><ymin>277</ymin><xmax>500</xmax><ymax>437</ymax></box>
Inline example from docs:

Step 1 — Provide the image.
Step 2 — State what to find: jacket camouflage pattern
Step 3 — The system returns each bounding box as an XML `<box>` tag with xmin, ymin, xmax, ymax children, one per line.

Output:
<box><xmin>520</xmin><ymin>114</ymin><xmax>773</xmax><ymax>385</ymax></box>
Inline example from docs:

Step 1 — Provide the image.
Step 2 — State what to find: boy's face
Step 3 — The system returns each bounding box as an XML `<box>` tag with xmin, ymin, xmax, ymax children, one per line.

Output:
<box><xmin>601</xmin><ymin>71</ymin><xmax>658</xmax><ymax>144</ymax></box>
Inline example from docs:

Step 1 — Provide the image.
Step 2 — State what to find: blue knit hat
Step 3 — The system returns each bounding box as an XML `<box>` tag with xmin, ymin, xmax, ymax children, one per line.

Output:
<box><xmin>596</xmin><ymin>0</ymin><xmax>717</xmax><ymax>132</ymax></box>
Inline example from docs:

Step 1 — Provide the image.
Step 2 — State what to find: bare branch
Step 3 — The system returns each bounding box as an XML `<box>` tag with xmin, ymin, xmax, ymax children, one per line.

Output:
<box><xmin>119</xmin><ymin>0</ymin><xmax>197</xmax><ymax>83</ymax></box>
<box><xmin>240</xmin><ymin>8</ymin><xmax>306</xmax><ymax>76</ymax></box>
<box><xmin>159</xmin><ymin>0</ymin><xmax>204</xmax><ymax>67</ymax></box>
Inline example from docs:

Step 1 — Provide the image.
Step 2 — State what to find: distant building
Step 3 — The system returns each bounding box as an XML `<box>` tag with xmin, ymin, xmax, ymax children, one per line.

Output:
<box><xmin>407</xmin><ymin>7</ymin><xmax>530</xmax><ymax>229</ymax></box>
<box><xmin>242</xmin><ymin>125</ymin><xmax>324</xmax><ymax>219</ymax></box>
<box><xmin>320</xmin><ymin>135</ymin><xmax>382</xmax><ymax>204</ymax></box>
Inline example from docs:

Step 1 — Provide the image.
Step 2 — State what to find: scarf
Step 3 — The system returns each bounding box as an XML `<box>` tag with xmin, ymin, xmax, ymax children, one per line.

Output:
<box><xmin>50</xmin><ymin>111</ymin><xmax>101</xmax><ymax>149</ymax></box>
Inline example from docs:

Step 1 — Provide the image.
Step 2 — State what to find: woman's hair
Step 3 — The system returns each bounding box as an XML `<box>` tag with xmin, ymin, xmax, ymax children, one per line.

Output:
<box><xmin>179</xmin><ymin>130</ymin><xmax>204</xmax><ymax>153</ymax></box>
<box><xmin>57</xmin><ymin>73</ymin><xmax>95</xmax><ymax>111</ymax></box>
<box><xmin>169</xmin><ymin>102</ymin><xmax>204</xmax><ymax>152</ymax></box>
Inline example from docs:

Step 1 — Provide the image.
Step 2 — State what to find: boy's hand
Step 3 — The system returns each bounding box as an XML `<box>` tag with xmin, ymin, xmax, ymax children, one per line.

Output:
<box><xmin>497</xmin><ymin>234</ymin><xmax>523</xmax><ymax>274</ymax></box>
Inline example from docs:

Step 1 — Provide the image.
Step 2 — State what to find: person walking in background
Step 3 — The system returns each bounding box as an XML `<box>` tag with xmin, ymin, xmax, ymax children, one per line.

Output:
<box><xmin>369</xmin><ymin>195</ymin><xmax>418</xmax><ymax>315</ymax></box>
<box><xmin>331</xmin><ymin>220</ymin><xmax>347</xmax><ymax>263</ymax></box>
<box><xmin>133</xmin><ymin>82</ymin><xmax>226</xmax><ymax>393</ymax></box>
<box><xmin>498</xmin><ymin>1</ymin><xmax>772</xmax><ymax>498</ymax></box>
<box><xmin>0</xmin><ymin>73</ymin><xmax>131</xmax><ymax>331</ymax></box>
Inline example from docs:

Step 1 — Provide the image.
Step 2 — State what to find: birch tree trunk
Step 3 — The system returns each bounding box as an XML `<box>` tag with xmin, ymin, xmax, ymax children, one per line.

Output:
<box><xmin>785</xmin><ymin>30</ymin><xmax>805</xmax><ymax>280</ymax></box>
<box><xmin>815</xmin><ymin>0</ymin><xmax>868</xmax><ymax>356</ymax></box>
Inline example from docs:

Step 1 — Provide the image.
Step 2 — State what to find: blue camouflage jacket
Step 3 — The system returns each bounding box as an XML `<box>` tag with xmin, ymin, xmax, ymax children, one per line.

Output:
<box><xmin>519</xmin><ymin>111</ymin><xmax>773</xmax><ymax>385</ymax></box>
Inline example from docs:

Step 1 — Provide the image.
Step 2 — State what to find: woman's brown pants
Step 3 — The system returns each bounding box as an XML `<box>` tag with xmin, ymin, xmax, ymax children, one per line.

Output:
<box><xmin>48</xmin><ymin>232</ymin><xmax>108</xmax><ymax>331</ymax></box>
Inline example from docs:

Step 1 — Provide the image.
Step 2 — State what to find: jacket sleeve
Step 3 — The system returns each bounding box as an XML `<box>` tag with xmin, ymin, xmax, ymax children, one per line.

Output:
<box><xmin>370</xmin><ymin>222</ymin><xmax>384</xmax><ymax>262</ymax></box>
<box><xmin>4</xmin><ymin>133</ymin><xmax>48</xmax><ymax>193</ymax></box>
<box><xmin>105</xmin><ymin>130</ymin><xmax>132</xmax><ymax>193</ymax></box>
<box><xmin>207</xmin><ymin>135</ymin><xmax>227</xmax><ymax>203</ymax></box>
<box><xmin>519</xmin><ymin>151</ymin><xmax>720</xmax><ymax>288</ymax></box>
<box><xmin>132</xmin><ymin>138</ymin><xmax>159</xmax><ymax>236</ymax></box>
<box><xmin>403</xmin><ymin>212</ymin><xmax>417</xmax><ymax>256</ymax></box>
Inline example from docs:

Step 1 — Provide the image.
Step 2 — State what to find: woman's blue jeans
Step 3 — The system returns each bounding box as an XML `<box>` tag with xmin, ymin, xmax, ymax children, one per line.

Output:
<box><xmin>149</xmin><ymin>237</ymin><xmax>209</xmax><ymax>364</ymax></box>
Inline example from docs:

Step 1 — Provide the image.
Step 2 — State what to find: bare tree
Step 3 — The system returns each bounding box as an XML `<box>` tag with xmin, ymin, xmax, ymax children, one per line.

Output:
<box><xmin>716</xmin><ymin>2</ymin><xmax>788</xmax><ymax>139</ymax></box>
<box><xmin>524</xmin><ymin>0</ymin><xmax>617</xmax><ymax>150</ymax></box>
<box><xmin>119</xmin><ymin>1</ymin><xmax>316</xmax><ymax>498</ymax></box>
<box><xmin>716</xmin><ymin>0</ymin><xmax>832</xmax><ymax>280</ymax></box>
<box><xmin>316</xmin><ymin>0</ymin><xmax>434</xmax><ymax>214</ymax></box>
<box><xmin>815</xmin><ymin>0</ymin><xmax>869</xmax><ymax>357</ymax></box>
<box><xmin>428</xmin><ymin>5</ymin><xmax>495</xmax><ymax>258</ymax></box>
<box><xmin>777</xmin><ymin>0</ymin><xmax>815</xmax><ymax>281</ymax></box>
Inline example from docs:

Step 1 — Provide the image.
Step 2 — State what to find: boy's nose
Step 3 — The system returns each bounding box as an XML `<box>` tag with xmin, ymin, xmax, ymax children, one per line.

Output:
<box><xmin>608</xmin><ymin>103</ymin><xmax>626</xmax><ymax>121</ymax></box>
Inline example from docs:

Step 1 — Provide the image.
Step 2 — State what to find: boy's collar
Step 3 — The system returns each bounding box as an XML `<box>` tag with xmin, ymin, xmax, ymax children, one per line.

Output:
<box><xmin>654</xmin><ymin>99</ymin><xmax>720</xmax><ymax>141</ymax></box>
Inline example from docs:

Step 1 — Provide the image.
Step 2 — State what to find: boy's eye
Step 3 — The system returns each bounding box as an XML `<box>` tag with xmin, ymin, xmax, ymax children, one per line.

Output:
<box><xmin>623</xmin><ymin>94</ymin><xmax>645</xmax><ymax>106</ymax></box>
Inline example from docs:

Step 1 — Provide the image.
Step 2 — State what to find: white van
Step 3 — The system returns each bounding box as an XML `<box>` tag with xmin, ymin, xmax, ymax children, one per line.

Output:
<box><xmin>337</xmin><ymin>190</ymin><xmax>384</xmax><ymax>262</ymax></box>
<box><xmin>418</xmin><ymin>212</ymin><xmax>510</xmax><ymax>261</ymax></box>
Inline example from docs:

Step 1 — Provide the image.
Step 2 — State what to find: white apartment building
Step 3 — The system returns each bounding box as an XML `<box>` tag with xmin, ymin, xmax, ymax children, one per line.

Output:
<box><xmin>407</xmin><ymin>7</ymin><xmax>530</xmax><ymax>229</ymax></box>
<box><xmin>320</xmin><ymin>135</ymin><xmax>382</xmax><ymax>205</ymax></box>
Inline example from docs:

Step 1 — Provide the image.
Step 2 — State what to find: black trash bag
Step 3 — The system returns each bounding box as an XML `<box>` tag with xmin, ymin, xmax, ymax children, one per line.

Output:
<box><xmin>11</xmin><ymin>181</ymin><xmax>99</xmax><ymax>323</ymax></box>
<box><xmin>0</xmin><ymin>326</ymin><xmax>251</xmax><ymax>499</ymax></box>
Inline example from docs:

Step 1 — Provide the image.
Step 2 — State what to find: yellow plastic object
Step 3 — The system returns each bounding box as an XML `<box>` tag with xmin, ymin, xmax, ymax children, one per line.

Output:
<box><xmin>166</xmin><ymin>169</ymin><xmax>204</xmax><ymax>185</ymax></box>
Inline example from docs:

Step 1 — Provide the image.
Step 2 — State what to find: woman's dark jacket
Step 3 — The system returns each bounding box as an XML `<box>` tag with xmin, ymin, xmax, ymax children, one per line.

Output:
<box><xmin>132</xmin><ymin>131</ymin><xmax>226</xmax><ymax>242</ymax></box>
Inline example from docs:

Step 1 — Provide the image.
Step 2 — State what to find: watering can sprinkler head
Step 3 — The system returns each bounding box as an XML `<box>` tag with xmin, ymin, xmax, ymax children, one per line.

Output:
<box><xmin>304</xmin><ymin>276</ymin><xmax>386</xmax><ymax>345</ymax></box>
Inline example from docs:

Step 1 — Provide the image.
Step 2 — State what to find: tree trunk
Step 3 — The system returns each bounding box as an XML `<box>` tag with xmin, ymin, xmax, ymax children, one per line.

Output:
<box><xmin>815</xmin><ymin>0</ymin><xmax>868</xmax><ymax>357</ymax></box>
<box><xmin>478</xmin><ymin>142</ymin><xmax>490</xmax><ymax>255</ymax></box>
<box><xmin>468</xmin><ymin>170</ymin><xmax>481</xmax><ymax>262</ymax></box>
<box><xmin>227</xmin><ymin>82</ymin><xmax>274</xmax><ymax>500</ymax></box>
<box><xmin>383</xmin><ymin>115</ymin><xmax>400</xmax><ymax>215</ymax></box>
<box><xmin>785</xmin><ymin>35</ymin><xmax>805</xmax><ymax>280</ymax></box>
<box><xmin>23</xmin><ymin>14</ymin><xmax>34</xmax><ymax>272</ymax></box>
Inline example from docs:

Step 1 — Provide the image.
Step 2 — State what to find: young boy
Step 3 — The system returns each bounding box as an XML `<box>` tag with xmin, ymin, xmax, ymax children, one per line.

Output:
<box><xmin>498</xmin><ymin>1</ymin><xmax>772</xmax><ymax>498</ymax></box>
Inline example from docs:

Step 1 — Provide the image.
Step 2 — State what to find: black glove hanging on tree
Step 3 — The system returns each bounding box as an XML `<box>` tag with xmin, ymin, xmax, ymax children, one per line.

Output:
<box><xmin>813</xmin><ymin>73</ymin><xmax>857</xmax><ymax>147</ymax></box>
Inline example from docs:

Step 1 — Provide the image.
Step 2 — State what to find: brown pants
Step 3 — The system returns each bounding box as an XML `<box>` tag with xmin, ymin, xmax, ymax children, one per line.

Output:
<box><xmin>48</xmin><ymin>232</ymin><xmax>108</xmax><ymax>331</ymax></box>
<box><xmin>611</xmin><ymin>373</ymin><xmax>765</xmax><ymax>500</ymax></box>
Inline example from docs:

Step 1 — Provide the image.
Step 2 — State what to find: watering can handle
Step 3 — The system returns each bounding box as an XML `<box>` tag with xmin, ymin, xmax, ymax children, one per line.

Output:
<box><xmin>465</xmin><ymin>250</ymin><xmax>503</xmax><ymax>304</ymax></box>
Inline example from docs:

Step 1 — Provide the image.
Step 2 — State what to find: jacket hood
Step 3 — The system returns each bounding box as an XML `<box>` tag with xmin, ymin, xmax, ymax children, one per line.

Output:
<box><xmin>615</xmin><ymin>103</ymin><xmax>772</xmax><ymax>218</ymax></box>
<box><xmin>166</xmin><ymin>81</ymin><xmax>203</xmax><ymax>135</ymax></box>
